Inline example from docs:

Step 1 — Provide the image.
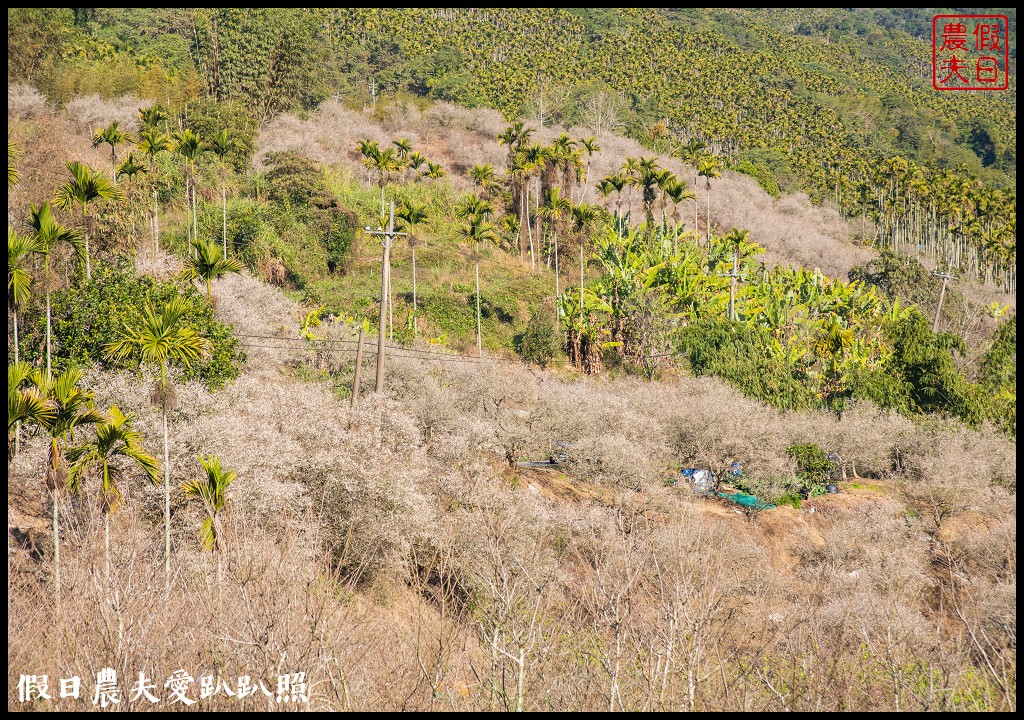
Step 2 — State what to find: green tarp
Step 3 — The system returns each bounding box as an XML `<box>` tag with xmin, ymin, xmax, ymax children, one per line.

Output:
<box><xmin>717</xmin><ymin>491</ymin><xmax>775</xmax><ymax>510</ymax></box>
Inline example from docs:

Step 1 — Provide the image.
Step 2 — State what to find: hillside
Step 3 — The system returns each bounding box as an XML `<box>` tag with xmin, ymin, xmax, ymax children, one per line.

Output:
<box><xmin>6</xmin><ymin>8</ymin><xmax>1018</xmax><ymax>713</ymax></box>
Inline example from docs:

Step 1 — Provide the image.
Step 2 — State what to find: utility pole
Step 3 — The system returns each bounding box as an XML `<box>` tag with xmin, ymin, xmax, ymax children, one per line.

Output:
<box><xmin>366</xmin><ymin>202</ymin><xmax>406</xmax><ymax>393</ymax></box>
<box><xmin>717</xmin><ymin>252</ymin><xmax>747</xmax><ymax>322</ymax></box>
<box><xmin>932</xmin><ymin>259</ymin><xmax>956</xmax><ymax>333</ymax></box>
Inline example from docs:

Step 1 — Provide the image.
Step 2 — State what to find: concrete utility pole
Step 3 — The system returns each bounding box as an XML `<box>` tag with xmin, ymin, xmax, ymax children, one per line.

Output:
<box><xmin>365</xmin><ymin>202</ymin><xmax>406</xmax><ymax>393</ymax></box>
<box><xmin>931</xmin><ymin>259</ymin><xmax>956</xmax><ymax>333</ymax></box>
<box><xmin>717</xmin><ymin>252</ymin><xmax>747</xmax><ymax>321</ymax></box>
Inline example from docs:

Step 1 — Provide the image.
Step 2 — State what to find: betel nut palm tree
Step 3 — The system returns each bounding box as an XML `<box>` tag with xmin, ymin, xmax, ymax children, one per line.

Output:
<box><xmin>105</xmin><ymin>298</ymin><xmax>211</xmax><ymax>581</ymax></box>
<box><xmin>67</xmin><ymin>405</ymin><xmax>159</xmax><ymax>580</ymax></box>
<box><xmin>53</xmin><ymin>160</ymin><xmax>122</xmax><ymax>279</ymax></box>
<box><xmin>92</xmin><ymin>120</ymin><xmax>132</xmax><ymax>186</ymax></box>
<box><xmin>29</xmin><ymin>202</ymin><xmax>85</xmax><ymax>376</ymax></box>
<box><xmin>181</xmin><ymin>238</ymin><xmax>244</xmax><ymax>301</ymax></box>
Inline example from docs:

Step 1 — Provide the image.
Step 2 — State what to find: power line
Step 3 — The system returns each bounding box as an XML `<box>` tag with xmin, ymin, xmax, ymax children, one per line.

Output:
<box><xmin>235</xmin><ymin>338</ymin><xmax>497</xmax><ymax>365</ymax></box>
<box><xmin>235</xmin><ymin>334</ymin><xmax>673</xmax><ymax>366</ymax></box>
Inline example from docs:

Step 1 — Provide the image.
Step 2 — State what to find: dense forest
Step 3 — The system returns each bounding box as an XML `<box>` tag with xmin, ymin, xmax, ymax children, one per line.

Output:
<box><xmin>7</xmin><ymin>8</ymin><xmax>1017</xmax><ymax>712</ymax></box>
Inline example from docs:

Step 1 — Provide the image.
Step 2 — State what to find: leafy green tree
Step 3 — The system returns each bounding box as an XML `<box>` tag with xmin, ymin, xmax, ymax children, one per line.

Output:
<box><xmin>53</xmin><ymin>161</ymin><xmax>122</xmax><ymax>279</ymax></box>
<box><xmin>424</xmin><ymin>162</ymin><xmax>446</xmax><ymax>181</ymax></box>
<box><xmin>626</xmin><ymin>157</ymin><xmax>663</xmax><ymax>231</ymax></box>
<box><xmin>193</xmin><ymin>8</ymin><xmax>329</xmax><ymax>125</ymax></box>
<box><xmin>393</xmin><ymin>137</ymin><xmax>413</xmax><ymax>181</ymax></box>
<box><xmin>180</xmin><ymin>238</ymin><xmax>245</xmax><ymax>300</ymax></box>
<box><xmin>878</xmin><ymin>309</ymin><xmax>977</xmax><ymax>423</ymax></box>
<box><xmin>663</xmin><ymin>177</ymin><xmax>696</xmax><ymax>252</ymax></box>
<box><xmin>371</xmin><ymin>146</ymin><xmax>403</xmax><ymax>188</ymax></box>
<box><xmin>459</xmin><ymin>218</ymin><xmax>499</xmax><ymax>356</ymax></box>
<box><xmin>977</xmin><ymin>314</ymin><xmax>1015</xmax><ymax>435</ymax></box>
<box><xmin>356</xmin><ymin>138</ymin><xmax>380</xmax><ymax>185</ymax></box>
<box><xmin>787</xmin><ymin>442</ymin><xmax>833</xmax><ymax>492</ymax></box>
<box><xmin>519</xmin><ymin>298</ymin><xmax>560</xmax><ymax>368</ymax></box>
<box><xmin>67</xmin><ymin>405</ymin><xmax>159</xmax><ymax>579</ymax></box>
<box><xmin>105</xmin><ymin>298</ymin><xmax>211</xmax><ymax>581</ymax></box>
<box><xmin>406</xmin><ymin>151</ymin><xmax>427</xmax><ymax>178</ymax></box>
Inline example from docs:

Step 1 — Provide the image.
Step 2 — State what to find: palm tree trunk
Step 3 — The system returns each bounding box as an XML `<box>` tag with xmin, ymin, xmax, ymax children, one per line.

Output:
<box><xmin>525</xmin><ymin>190</ymin><xmax>535</xmax><ymax>271</ymax></box>
<box><xmin>161</xmin><ymin>363</ymin><xmax>170</xmax><ymax>585</ymax></box>
<box><xmin>412</xmin><ymin>247</ymin><xmax>417</xmax><ymax>337</ymax></box>
<box><xmin>706</xmin><ymin>183</ymin><xmax>711</xmax><ymax>244</ymax></box>
<box><xmin>516</xmin><ymin>190</ymin><xmax>523</xmax><ymax>261</ymax></box>
<box><xmin>83</xmin><ymin>205</ymin><xmax>91</xmax><ymax>279</ymax></box>
<box><xmin>14</xmin><ymin>308</ymin><xmax>20</xmax><ymax>454</ymax></box>
<box><xmin>554</xmin><ymin>234</ymin><xmax>560</xmax><ymax>299</ymax></box>
<box><xmin>153</xmin><ymin>188</ymin><xmax>160</xmax><ymax>252</ymax></box>
<box><xmin>111</xmin><ymin>147</ymin><xmax>117</xmax><ymax>186</ymax></box>
<box><xmin>475</xmin><ymin>261</ymin><xmax>482</xmax><ymax>357</ymax></box>
<box><xmin>222</xmin><ymin>183</ymin><xmax>227</xmax><ymax>256</ymax></box>
<box><xmin>46</xmin><ymin>288</ymin><xmax>52</xmax><ymax>377</ymax></box>
<box><xmin>105</xmin><ymin>512</ymin><xmax>111</xmax><ymax>584</ymax></box>
<box><xmin>184</xmin><ymin>175</ymin><xmax>191</xmax><ymax>243</ymax></box>
<box><xmin>192</xmin><ymin>184</ymin><xmax>198</xmax><ymax>242</ymax></box>
<box><xmin>217</xmin><ymin>550</ymin><xmax>223</xmax><ymax>624</ymax></box>
<box><xmin>580</xmin><ymin>244</ymin><xmax>584</xmax><ymax>311</ymax></box>
<box><xmin>53</xmin><ymin>487</ymin><xmax>60</xmax><ymax>613</ymax></box>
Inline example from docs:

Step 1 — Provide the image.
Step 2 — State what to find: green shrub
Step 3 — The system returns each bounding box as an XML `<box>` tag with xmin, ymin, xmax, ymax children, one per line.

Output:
<box><xmin>518</xmin><ymin>299</ymin><xmax>560</xmax><ymax>368</ymax></box>
<box><xmin>678</xmin><ymin>317</ymin><xmax>820</xmax><ymax>411</ymax></box>
<box><xmin>20</xmin><ymin>261</ymin><xmax>245</xmax><ymax>390</ymax></box>
<box><xmin>734</xmin><ymin>160</ymin><xmax>780</xmax><ymax>199</ymax></box>
<box><xmin>184</xmin><ymin>97</ymin><xmax>257</xmax><ymax>172</ymax></box>
<box><xmin>786</xmin><ymin>443</ymin><xmax>832</xmax><ymax>485</ymax></box>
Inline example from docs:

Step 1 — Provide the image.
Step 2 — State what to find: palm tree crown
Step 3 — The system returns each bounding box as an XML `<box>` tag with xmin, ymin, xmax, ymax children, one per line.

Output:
<box><xmin>181</xmin><ymin>454</ymin><xmax>236</xmax><ymax>552</ymax></box>
<box><xmin>67</xmin><ymin>405</ymin><xmax>159</xmax><ymax>510</ymax></box>
<box><xmin>105</xmin><ymin>297</ymin><xmax>211</xmax><ymax>373</ymax></box>
<box><xmin>180</xmin><ymin>239</ymin><xmax>245</xmax><ymax>299</ymax></box>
